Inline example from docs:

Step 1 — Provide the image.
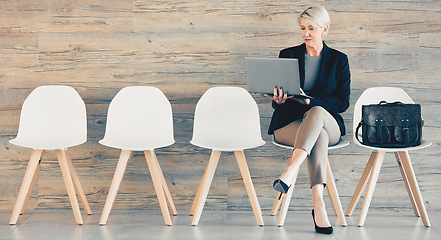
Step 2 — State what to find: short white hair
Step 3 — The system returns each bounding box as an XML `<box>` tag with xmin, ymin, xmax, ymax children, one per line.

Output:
<box><xmin>297</xmin><ymin>6</ymin><xmax>331</xmax><ymax>30</ymax></box>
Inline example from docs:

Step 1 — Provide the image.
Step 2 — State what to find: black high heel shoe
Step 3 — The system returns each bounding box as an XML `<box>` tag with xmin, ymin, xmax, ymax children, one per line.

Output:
<box><xmin>272</xmin><ymin>179</ymin><xmax>291</xmax><ymax>193</ymax></box>
<box><xmin>312</xmin><ymin>209</ymin><xmax>333</xmax><ymax>234</ymax></box>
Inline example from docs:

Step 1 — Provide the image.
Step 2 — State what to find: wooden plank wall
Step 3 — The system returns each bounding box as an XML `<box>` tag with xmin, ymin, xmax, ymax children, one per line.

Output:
<box><xmin>1</xmin><ymin>0</ymin><xmax>440</xmax><ymax>214</ymax></box>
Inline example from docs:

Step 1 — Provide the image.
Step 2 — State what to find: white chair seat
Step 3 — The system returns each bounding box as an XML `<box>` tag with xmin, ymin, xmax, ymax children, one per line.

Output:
<box><xmin>99</xmin><ymin>86</ymin><xmax>175</xmax><ymax>150</ymax></box>
<box><xmin>354</xmin><ymin>138</ymin><xmax>431</xmax><ymax>152</ymax></box>
<box><xmin>9</xmin><ymin>139</ymin><xmax>79</xmax><ymax>151</ymax></box>
<box><xmin>9</xmin><ymin>85</ymin><xmax>87</xmax><ymax>150</ymax></box>
<box><xmin>190</xmin><ymin>87</ymin><xmax>265</xmax><ymax>151</ymax></box>
<box><xmin>272</xmin><ymin>137</ymin><xmax>349</xmax><ymax>150</ymax></box>
<box><xmin>99</xmin><ymin>138</ymin><xmax>175</xmax><ymax>151</ymax></box>
<box><xmin>190</xmin><ymin>138</ymin><xmax>265</xmax><ymax>151</ymax></box>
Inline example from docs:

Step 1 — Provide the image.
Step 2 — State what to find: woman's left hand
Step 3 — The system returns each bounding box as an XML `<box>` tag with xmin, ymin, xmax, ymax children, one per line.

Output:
<box><xmin>292</xmin><ymin>97</ymin><xmax>310</xmax><ymax>105</ymax></box>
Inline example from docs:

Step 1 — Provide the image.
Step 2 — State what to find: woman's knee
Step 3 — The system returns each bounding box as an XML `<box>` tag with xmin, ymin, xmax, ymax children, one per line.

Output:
<box><xmin>305</xmin><ymin>106</ymin><xmax>327</xmax><ymax>119</ymax></box>
<box><xmin>311</xmin><ymin>129</ymin><xmax>329</xmax><ymax>153</ymax></box>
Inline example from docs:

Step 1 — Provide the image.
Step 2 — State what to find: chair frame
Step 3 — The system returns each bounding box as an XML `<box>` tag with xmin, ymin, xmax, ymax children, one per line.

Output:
<box><xmin>10</xmin><ymin>149</ymin><xmax>92</xmax><ymax>225</ymax></box>
<box><xmin>270</xmin><ymin>138</ymin><xmax>348</xmax><ymax>227</ymax></box>
<box><xmin>99</xmin><ymin>150</ymin><xmax>177</xmax><ymax>226</ymax></box>
<box><xmin>345</xmin><ymin>147</ymin><xmax>431</xmax><ymax>227</ymax></box>
<box><xmin>189</xmin><ymin>150</ymin><xmax>264</xmax><ymax>226</ymax></box>
<box><xmin>346</xmin><ymin>87</ymin><xmax>431</xmax><ymax>227</ymax></box>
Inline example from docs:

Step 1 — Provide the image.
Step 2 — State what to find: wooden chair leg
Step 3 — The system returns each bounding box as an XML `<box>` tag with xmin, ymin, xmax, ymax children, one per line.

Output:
<box><xmin>346</xmin><ymin>152</ymin><xmax>376</xmax><ymax>216</ymax></box>
<box><xmin>234</xmin><ymin>151</ymin><xmax>264</xmax><ymax>226</ymax></box>
<box><xmin>326</xmin><ymin>162</ymin><xmax>347</xmax><ymax>226</ymax></box>
<box><xmin>65</xmin><ymin>152</ymin><xmax>92</xmax><ymax>215</ymax></box>
<box><xmin>99</xmin><ymin>150</ymin><xmax>131</xmax><ymax>225</ymax></box>
<box><xmin>10</xmin><ymin>149</ymin><xmax>44</xmax><ymax>225</ymax></box>
<box><xmin>191</xmin><ymin>150</ymin><xmax>221</xmax><ymax>226</ymax></box>
<box><xmin>144</xmin><ymin>150</ymin><xmax>172</xmax><ymax>226</ymax></box>
<box><xmin>398</xmin><ymin>151</ymin><xmax>430</xmax><ymax>227</ymax></box>
<box><xmin>394</xmin><ymin>152</ymin><xmax>420</xmax><ymax>217</ymax></box>
<box><xmin>189</xmin><ymin>154</ymin><xmax>211</xmax><ymax>216</ymax></box>
<box><xmin>277</xmin><ymin>174</ymin><xmax>296</xmax><ymax>227</ymax></box>
<box><xmin>20</xmin><ymin>160</ymin><xmax>40</xmax><ymax>215</ymax></box>
<box><xmin>151</xmin><ymin>151</ymin><xmax>177</xmax><ymax>216</ymax></box>
<box><xmin>56</xmin><ymin>149</ymin><xmax>83</xmax><ymax>225</ymax></box>
<box><xmin>357</xmin><ymin>151</ymin><xmax>385</xmax><ymax>227</ymax></box>
<box><xmin>326</xmin><ymin>165</ymin><xmax>339</xmax><ymax>218</ymax></box>
<box><xmin>20</xmin><ymin>151</ymin><xmax>44</xmax><ymax>215</ymax></box>
<box><xmin>270</xmin><ymin>192</ymin><xmax>283</xmax><ymax>216</ymax></box>
<box><xmin>189</xmin><ymin>172</ymin><xmax>205</xmax><ymax>216</ymax></box>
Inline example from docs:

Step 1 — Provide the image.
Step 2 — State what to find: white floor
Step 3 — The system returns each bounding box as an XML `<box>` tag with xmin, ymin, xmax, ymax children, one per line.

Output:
<box><xmin>1</xmin><ymin>209</ymin><xmax>440</xmax><ymax>240</ymax></box>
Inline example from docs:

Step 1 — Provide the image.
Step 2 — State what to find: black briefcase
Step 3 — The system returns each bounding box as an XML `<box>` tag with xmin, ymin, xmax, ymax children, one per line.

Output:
<box><xmin>356</xmin><ymin>101</ymin><xmax>423</xmax><ymax>148</ymax></box>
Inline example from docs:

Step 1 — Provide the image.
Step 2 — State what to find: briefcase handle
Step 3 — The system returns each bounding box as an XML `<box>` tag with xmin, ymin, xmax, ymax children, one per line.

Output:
<box><xmin>378</xmin><ymin>101</ymin><xmax>403</xmax><ymax>106</ymax></box>
<box><xmin>355</xmin><ymin>121</ymin><xmax>363</xmax><ymax>144</ymax></box>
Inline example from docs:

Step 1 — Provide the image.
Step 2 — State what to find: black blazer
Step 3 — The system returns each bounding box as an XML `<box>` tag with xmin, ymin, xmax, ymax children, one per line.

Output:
<box><xmin>268</xmin><ymin>42</ymin><xmax>351</xmax><ymax>136</ymax></box>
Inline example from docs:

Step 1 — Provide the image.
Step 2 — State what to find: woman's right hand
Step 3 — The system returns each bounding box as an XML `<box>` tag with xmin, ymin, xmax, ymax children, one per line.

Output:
<box><xmin>264</xmin><ymin>86</ymin><xmax>293</xmax><ymax>104</ymax></box>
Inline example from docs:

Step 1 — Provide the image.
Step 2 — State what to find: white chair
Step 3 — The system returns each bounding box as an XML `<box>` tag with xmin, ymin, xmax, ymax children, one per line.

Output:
<box><xmin>346</xmin><ymin>87</ymin><xmax>431</xmax><ymax>226</ymax></box>
<box><xmin>189</xmin><ymin>87</ymin><xmax>266</xmax><ymax>226</ymax></box>
<box><xmin>9</xmin><ymin>85</ymin><xmax>92</xmax><ymax>225</ymax></box>
<box><xmin>270</xmin><ymin>137</ymin><xmax>349</xmax><ymax>227</ymax></box>
<box><xmin>99</xmin><ymin>86</ymin><xmax>177</xmax><ymax>226</ymax></box>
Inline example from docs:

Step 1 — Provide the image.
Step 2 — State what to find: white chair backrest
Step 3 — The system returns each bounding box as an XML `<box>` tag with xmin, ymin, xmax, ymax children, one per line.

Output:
<box><xmin>10</xmin><ymin>85</ymin><xmax>87</xmax><ymax>150</ymax></box>
<box><xmin>99</xmin><ymin>86</ymin><xmax>174</xmax><ymax>150</ymax></box>
<box><xmin>190</xmin><ymin>87</ymin><xmax>265</xmax><ymax>151</ymax></box>
<box><xmin>353</xmin><ymin>87</ymin><xmax>414</xmax><ymax>140</ymax></box>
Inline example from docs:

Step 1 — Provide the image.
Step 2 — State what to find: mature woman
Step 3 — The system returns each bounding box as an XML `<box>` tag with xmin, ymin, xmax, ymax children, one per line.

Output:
<box><xmin>264</xmin><ymin>6</ymin><xmax>350</xmax><ymax>234</ymax></box>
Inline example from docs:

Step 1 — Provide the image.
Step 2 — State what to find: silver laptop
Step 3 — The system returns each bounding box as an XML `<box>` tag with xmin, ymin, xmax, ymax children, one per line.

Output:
<box><xmin>245</xmin><ymin>57</ymin><xmax>312</xmax><ymax>98</ymax></box>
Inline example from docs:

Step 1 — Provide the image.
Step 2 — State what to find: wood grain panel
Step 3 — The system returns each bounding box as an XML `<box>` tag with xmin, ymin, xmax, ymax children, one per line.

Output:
<box><xmin>0</xmin><ymin>0</ymin><xmax>133</xmax><ymax>33</ymax></box>
<box><xmin>0</xmin><ymin>0</ymin><xmax>440</xmax><ymax>212</ymax></box>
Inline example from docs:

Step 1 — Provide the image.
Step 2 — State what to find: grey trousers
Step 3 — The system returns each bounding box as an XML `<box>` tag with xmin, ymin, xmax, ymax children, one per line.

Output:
<box><xmin>274</xmin><ymin>106</ymin><xmax>341</xmax><ymax>187</ymax></box>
